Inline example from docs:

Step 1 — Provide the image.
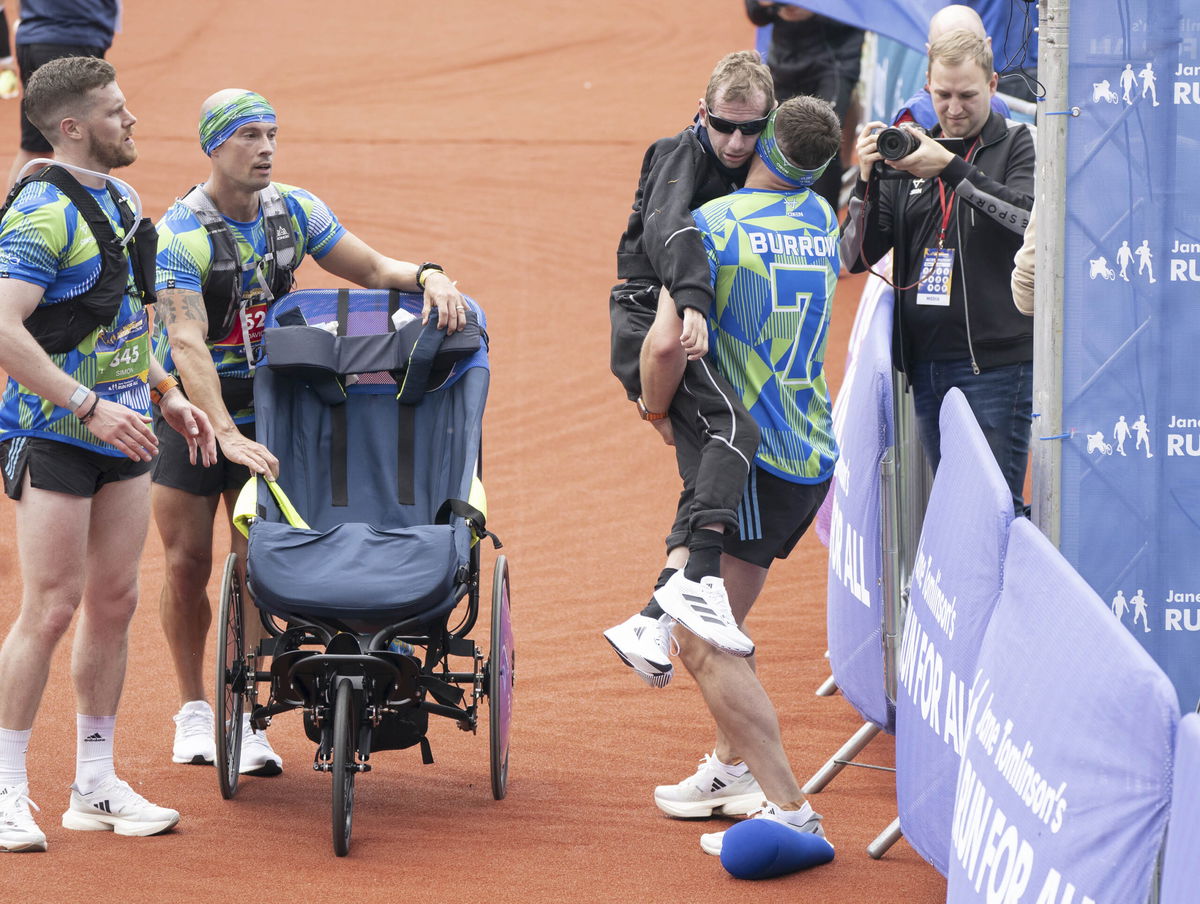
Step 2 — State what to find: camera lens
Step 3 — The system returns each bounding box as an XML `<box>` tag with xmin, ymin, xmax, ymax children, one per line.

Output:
<box><xmin>876</xmin><ymin>126</ymin><xmax>921</xmax><ymax>161</ymax></box>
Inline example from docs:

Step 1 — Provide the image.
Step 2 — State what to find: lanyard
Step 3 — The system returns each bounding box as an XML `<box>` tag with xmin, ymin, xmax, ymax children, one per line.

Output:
<box><xmin>935</xmin><ymin>180</ymin><xmax>954</xmax><ymax>248</ymax></box>
<box><xmin>932</xmin><ymin>137</ymin><xmax>981</xmax><ymax>248</ymax></box>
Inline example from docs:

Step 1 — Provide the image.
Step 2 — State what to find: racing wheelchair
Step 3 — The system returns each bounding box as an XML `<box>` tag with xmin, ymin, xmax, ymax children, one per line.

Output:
<box><xmin>214</xmin><ymin>288</ymin><xmax>513</xmax><ymax>856</ymax></box>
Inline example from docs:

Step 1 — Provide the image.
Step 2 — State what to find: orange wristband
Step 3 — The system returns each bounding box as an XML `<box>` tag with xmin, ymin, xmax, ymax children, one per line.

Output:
<box><xmin>150</xmin><ymin>375</ymin><xmax>179</xmax><ymax>407</ymax></box>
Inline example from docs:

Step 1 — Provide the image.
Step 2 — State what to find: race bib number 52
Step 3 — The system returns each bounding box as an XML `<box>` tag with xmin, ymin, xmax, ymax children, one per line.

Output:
<box><xmin>214</xmin><ymin>293</ymin><xmax>268</xmax><ymax>350</ymax></box>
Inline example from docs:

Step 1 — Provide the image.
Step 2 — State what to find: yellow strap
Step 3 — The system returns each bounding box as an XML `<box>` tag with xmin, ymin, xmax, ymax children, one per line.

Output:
<box><xmin>231</xmin><ymin>474</ymin><xmax>310</xmax><ymax>539</ymax></box>
<box><xmin>469</xmin><ymin>473</ymin><xmax>487</xmax><ymax>521</ymax></box>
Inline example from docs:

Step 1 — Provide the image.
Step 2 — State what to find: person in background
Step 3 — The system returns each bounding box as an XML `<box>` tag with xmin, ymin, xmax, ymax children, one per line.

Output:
<box><xmin>745</xmin><ymin>1</ymin><xmax>864</xmax><ymax>212</ymax></box>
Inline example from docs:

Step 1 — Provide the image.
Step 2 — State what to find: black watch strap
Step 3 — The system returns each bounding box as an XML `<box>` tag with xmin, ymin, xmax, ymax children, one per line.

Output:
<box><xmin>415</xmin><ymin>261</ymin><xmax>444</xmax><ymax>288</ymax></box>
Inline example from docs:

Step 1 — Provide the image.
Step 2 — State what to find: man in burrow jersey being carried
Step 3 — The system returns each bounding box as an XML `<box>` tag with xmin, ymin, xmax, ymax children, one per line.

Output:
<box><xmin>151</xmin><ymin>89</ymin><xmax>466</xmax><ymax>774</ymax></box>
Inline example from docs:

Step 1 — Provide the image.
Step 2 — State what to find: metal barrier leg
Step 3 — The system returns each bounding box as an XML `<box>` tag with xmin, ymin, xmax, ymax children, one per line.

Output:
<box><xmin>802</xmin><ymin>722</ymin><xmax>881</xmax><ymax>794</ymax></box>
<box><xmin>867</xmin><ymin>816</ymin><xmax>903</xmax><ymax>859</ymax></box>
<box><xmin>815</xmin><ymin>674</ymin><xmax>838</xmax><ymax>696</ymax></box>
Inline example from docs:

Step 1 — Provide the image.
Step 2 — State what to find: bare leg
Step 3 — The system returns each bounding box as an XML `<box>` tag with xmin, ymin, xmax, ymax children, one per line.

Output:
<box><xmin>153</xmin><ymin>484</ymin><xmax>220</xmax><ymax>706</ymax></box>
<box><xmin>679</xmin><ymin>555</ymin><xmax>806</xmax><ymax>807</ymax></box>
<box><xmin>72</xmin><ymin>475</ymin><xmax>151</xmax><ymax>716</ymax></box>
<box><xmin>0</xmin><ymin>481</ymin><xmax>90</xmax><ymax>730</ymax></box>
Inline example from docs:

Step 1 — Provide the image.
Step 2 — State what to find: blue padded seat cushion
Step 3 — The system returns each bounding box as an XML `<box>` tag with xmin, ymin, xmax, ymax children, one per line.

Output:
<box><xmin>247</xmin><ymin>520</ymin><xmax>461</xmax><ymax>621</ymax></box>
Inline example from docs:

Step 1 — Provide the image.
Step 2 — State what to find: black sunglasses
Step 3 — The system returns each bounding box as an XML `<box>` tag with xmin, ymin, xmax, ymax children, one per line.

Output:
<box><xmin>706</xmin><ymin>112</ymin><xmax>770</xmax><ymax>135</ymax></box>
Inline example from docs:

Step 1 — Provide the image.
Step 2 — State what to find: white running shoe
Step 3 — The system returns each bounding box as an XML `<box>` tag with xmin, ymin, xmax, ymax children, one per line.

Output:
<box><xmin>61</xmin><ymin>777</ymin><xmax>179</xmax><ymax>837</ymax></box>
<box><xmin>654</xmin><ymin>751</ymin><xmax>765</xmax><ymax>818</ymax></box>
<box><xmin>0</xmin><ymin>784</ymin><xmax>46</xmax><ymax>852</ymax></box>
<box><xmin>699</xmin><ymin>801</ymin><xmax>827</xmax><ymax>855</ymax></box>
<box><xmin>171</xmin><ymin>700</ymin><xmax>215</xmax><ymax>765</ymax></box>
<box><xmin>239</xmin><ymin>717</ymin><xmax>283</xmax><ymax>776</ymax></box>
<box><xmin>653</xmin><ymin>571</ymin><xmax>754</xmax><ymax>657</ymax></box>
<box><xmin>603</xmin><ymin>613</ymin><xmax>676</xmax><ymax>687</ymax></box>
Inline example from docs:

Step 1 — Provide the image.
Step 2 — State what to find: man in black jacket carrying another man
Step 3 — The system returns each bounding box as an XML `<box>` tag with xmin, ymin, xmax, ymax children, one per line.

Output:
<box><xmin>605</xmin><ymin>51</ymin><xmax>773</xmax><ymax>685</ymax></box>
<box><xmin>841</xmin><ymin>29</ymin><xmax>1034</xmax><ymax>514</ymax></box>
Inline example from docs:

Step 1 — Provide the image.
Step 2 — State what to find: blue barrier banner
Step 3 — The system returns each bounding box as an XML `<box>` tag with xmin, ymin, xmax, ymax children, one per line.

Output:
<box><xmin>896</xmin><ymin>388</ymin><xmax>1014</xmax><ymax>877</ymax></box>
<box><xmin>865</xmin><ymin>35</ymin><xmax>930</xmax><ymax>125</ymax></box>
<box><xmin>816</xmin><ymin>274</ymin><xmax>892</xmax><ymax>547</ymax></box>
<box><xmin>826</xmin><ymin>281</ymin><xmax>893</xmax><ymax>730</ymax></box>
<box><xmin>1060</xmin><ymin>1</ymin><xmax>1200</xmax><ymax>713</ymax></box>
<box><xmin>1161</xmin><ymin>712</ymin><xmax>1200</xmax><ymax>904</ymax></box>
<box><xmin>946</xmin><ymin>518</ymin><xmax>1178</xmax><ymax>904</ymax></box>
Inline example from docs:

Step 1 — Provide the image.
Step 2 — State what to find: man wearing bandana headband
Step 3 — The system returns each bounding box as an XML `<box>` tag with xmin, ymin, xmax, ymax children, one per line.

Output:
<box><xmin>619</xmin><ymin>96</ymin><xmax>843</xmax><ymax>865</ymax></box>
<box><xmin>151</xmin><ymin>88</ymin><xmax>466</xmax><ymax>774</ymax></box>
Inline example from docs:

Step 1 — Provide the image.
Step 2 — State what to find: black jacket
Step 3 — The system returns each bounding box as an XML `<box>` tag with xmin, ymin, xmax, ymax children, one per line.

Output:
<box><xmin>841</xmin><ymin>111</ymin><xmax>1035</xmax><ymax>375</ymax></box>
<box><xmin>744</xmin><ymin>2</ymin><xmax>864</xmax><ymax>101</ymax></box>
<box><xmin>615</xmin><ymin>126</ymin><xmax>744</xmax><ymax>317</ymax></box>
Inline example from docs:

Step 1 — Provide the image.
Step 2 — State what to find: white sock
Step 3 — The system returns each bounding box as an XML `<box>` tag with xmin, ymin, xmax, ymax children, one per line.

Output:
<box><xmin>774</xmin><ymin>800</ymin><xmax>816</xmax><ymax>825</ymax></box>
<box><xmin>714</xmin><ymin>753</ymin><xmax>749</xmax><ymax>777</ymax></box>
<box><xmin>75</xmin><ymin>714</ymin><xmax>116</xmax><ymax>794</ymax></box>
<box><xmin>0</xmin><ymin>727</ymin><xmax>32</xmax><ymax>787</ymax></box>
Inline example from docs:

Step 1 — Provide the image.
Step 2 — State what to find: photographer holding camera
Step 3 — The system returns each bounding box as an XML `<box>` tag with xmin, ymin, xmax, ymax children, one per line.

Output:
<box><xmin>841</xmin><ymin>29</ymin><xmax>1034</xmax><ymax>515</ymax></box>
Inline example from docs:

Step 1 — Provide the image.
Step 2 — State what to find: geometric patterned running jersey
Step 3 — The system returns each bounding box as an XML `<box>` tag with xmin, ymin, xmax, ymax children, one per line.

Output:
<box><xmin>693</xmin><ymin>186</ymin><xmax>839</xmax><ymax>484</ymax></box>
<box><xmin>0</xmin><ymin>180</ymin><xmax>149</xmax><ymax>456</ymax></box>
<box><xmin>152</xmin><ymin>181</ymin><xmax>345</xmax><ymax>422</ymax></box>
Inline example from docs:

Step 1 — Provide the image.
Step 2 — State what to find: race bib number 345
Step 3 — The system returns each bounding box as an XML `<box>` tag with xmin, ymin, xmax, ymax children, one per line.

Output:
<box><xmin>95</xmin><ymin>311</ymin><xmax>150</xmax><ymax>398</ymax></box>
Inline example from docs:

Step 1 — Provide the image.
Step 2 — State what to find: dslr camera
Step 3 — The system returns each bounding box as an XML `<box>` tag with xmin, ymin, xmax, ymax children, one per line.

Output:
<box><xmin>871</xmin><ymin>125</ymin><xmax>924</xmax><ymax>181</ymax></box>
<box><xmin>876</xmin><ymin>125</ymin><xmax>923</xmax><ymax>161</ymax></box>
<box><xmin>870</xmin><ymin>125</ymin><xmax>966</xmax><ymax>181</ymax></box>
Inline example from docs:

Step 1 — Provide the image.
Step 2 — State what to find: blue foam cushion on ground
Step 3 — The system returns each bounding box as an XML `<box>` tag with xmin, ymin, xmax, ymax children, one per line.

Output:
<box><xmin>719</xmin><ymin>820</ymin><xmax>836</xmax><ymax>879</ymax></box>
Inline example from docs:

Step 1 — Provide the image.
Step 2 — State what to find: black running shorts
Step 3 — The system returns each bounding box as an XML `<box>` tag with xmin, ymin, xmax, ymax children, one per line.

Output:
<box><xmin>722</xmin><ymin>468</ymin><xmax>831</xmax><ymax>568</ymax></box>
<box><xmin>151</xmin><ymin>410</ymin><xmax>254</xmax><ymax>496</ymax></box>
<box><xmin>0</xmin><ymin>435</ymin><xmax>151</xmax><ymax>500</ymax></box>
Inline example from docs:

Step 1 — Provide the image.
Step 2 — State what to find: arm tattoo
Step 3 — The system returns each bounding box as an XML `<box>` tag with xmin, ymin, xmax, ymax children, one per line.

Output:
<box><xmin>156</xmin><ymin>287</ymin><xmax>208</xmax><ymax>329</ymax></box>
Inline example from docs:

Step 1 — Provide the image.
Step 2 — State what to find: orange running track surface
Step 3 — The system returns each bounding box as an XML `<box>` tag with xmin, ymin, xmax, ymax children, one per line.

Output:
<box><xmin>0</xmin><ymin>2</ymin><xmax>945</xmax><ymax>901</ymax></box>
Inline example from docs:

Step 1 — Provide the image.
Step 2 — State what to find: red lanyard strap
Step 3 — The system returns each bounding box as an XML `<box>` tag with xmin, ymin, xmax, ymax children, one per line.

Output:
<box><xmin>934</xmin><ymin>136</ymin><xmax>981</xmax><ymax>247</ymax></box>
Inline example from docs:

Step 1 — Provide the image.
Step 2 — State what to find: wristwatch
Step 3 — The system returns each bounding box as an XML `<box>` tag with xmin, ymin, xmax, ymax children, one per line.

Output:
<box><xmin>637</xmin><ymin>397</ymin><xmax>667</xmax><ymax>421</ymax></box>
<box><xmin>415</xmin><ymin>262</ymin><xmax>445</xmax><ymax>289</ymax></box>
<box><xmin>150</xmin><ymin>375</ymin><xmax>180</xmax><ymax>407</ymax></box>
<box><xmin>67</xmin><ymin>383</ymin><xmax>90</xmax><ymax>412</ymax></box>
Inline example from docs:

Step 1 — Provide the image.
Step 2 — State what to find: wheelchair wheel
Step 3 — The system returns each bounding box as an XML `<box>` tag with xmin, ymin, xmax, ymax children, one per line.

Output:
<box><xmin>331</xmin><ymin>677</ymin><xmax>356</xmax><ymax>857</ymax></box>
<box><xmin>488</xmin><ymin>555</ymin><xmax>514</xmax><ymax>800</ymax></box>
<box><xmin>214</xmin><ymin>552</ymin><xmax>245</xmax><ymax>800</ymax></box>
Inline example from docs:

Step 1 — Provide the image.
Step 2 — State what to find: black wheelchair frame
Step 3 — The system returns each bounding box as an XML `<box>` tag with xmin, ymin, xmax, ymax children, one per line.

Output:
<box><xmin>214</xmin><ymin>538</ymin><xmax>513</xmax><ymax>856</ymax></box>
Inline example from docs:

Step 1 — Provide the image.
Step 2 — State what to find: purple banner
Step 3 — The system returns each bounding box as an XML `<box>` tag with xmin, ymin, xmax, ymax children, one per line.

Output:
<box><xmin>946</xmin><ymin>518</ymin><xmax>1178</xmax><ymax>904</ymax></box>
<box><xmin>1160</xmin><ymin>712</ymin><xmax>1200</xmax><ymax>904</ymax></box>
<box><xmin>826</xmin><ymin>284</ymin><xmax>893</xmax><ymax>730</ymax></box>
<box><xmin>817</xmin><ymin>274</ymin><xmax>892</xmax><ymax>546</ymax></box>
<box><xmin>896</xmin><ymin>388</ymin><xmax>1014</xmax><ymax>877</ymax></box>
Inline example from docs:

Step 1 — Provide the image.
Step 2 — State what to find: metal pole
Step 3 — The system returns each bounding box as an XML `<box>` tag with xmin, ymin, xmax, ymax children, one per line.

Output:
<box><xmin>1031</xmin><ymin>0</ymin><xmax>1070</xmax><ymax>545</ymax></box>
<box><xmin>801</xmin><ymin>722</ymin><xmax>882</xmax><ymax>794</ymax></box>
<box><xmin>879</xmin><ymin>448</ymin><xmax>901</xmax><ymax>704</ymax></box>
<box><xmin>868</xmin><ymin>817</ymin><xmax>904</xmax><ymax>860</ymax></box>
<box><xmin>814</xmin><ymin>674</ymin><xmax>839</xmax><ymax>696</ymax></box>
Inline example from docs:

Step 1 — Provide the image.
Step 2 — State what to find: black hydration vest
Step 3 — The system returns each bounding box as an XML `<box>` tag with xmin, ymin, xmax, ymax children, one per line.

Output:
<box><xmin>0</xmin><ymin>165</ymin><xmax>157</xmax><ymax>354</ymax></box>
<box><xmin>177</xmin><ymin>184</ymin><xmax>297</xmax><ymax>342</ymax></box>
